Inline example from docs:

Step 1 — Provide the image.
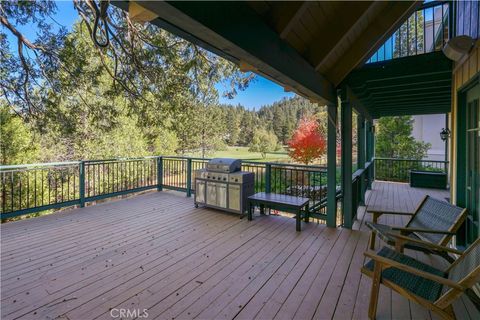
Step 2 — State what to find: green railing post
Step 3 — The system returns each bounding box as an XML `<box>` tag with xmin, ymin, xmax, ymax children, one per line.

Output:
<box><xmin>157</xmin><ymin>156</ymin><xmax>163</xmax><ymax>191</ymax></box>
<box><xmin>265</xmin><ymin>163</ymin><xmax>271</xmax><ymax>193</ymax></box>
<box><xmin>341</xmin><ymin>88</ymin><xmax>353</xmax><ymax>229</ymax></box>
<box><xmin>357</xmin><ymin>115</ymin><xmax>366</xmax><ymax>205</ymax></box>
<box><xmin>366</xmin><ymin>120</ymin><xmax>374</xmax><ymax>189</ymax></box>
<box><xmin>79</xmin><ymin>161</ymin><xmax>85</xmax><ymax>207</ymax></box>
<box><xmin>186</xmin><ymin>158</ymin><xmax>192</xmax><ymax>197</ymax></box>
<box><xmin>327</xmin><ymin>103</ymin><xmax>338</xmax><ymax>228</ymax></box>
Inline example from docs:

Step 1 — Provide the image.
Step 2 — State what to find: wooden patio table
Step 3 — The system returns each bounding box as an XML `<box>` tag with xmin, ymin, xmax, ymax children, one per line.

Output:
<box><xmin>247</xmin><ymin>192</ymin><xmax>310</xmax><ymax>231</ymax></box>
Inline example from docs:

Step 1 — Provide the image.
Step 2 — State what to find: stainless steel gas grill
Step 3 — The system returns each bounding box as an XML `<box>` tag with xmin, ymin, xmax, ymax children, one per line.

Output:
<box><xmin>194</xmin><ymin>158</ymin><xmax>254</xmax><ymax>214</ymax></box>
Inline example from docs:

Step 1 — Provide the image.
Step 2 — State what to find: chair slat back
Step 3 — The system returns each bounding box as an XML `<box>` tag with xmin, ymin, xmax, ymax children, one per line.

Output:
<box><xmin>407</xmin><ymin>196</ymin><xmax>466</xmax><ymax>245</ymax></box>
<box><xmin>447</xmin><ymin>238</ymin><xmax>480</xmax><ymax>282</ymax></box>
<box><xmin>438</xmin><ymin>238</ymin><xmax>480</xmax><ymax>305</ymax></box>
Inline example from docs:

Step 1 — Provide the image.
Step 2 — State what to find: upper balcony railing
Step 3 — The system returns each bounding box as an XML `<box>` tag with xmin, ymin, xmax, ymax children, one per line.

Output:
<box><xmin>367</xmin><ymin>1</ymin><xmax>450</xmax><ymax>64</ymax></box>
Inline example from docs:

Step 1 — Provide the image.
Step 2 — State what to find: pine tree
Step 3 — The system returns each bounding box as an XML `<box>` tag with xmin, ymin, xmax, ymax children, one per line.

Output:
<box><xmin>375</xmin><ymin>116</ymin><xmax>431</xmax><ymax>159</ymax></box>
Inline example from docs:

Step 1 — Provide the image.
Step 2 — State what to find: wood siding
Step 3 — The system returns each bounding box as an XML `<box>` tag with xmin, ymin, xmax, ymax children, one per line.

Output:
<box><xmin>450</xmin><ymin>41</ymin><xmax>480</xmax><ymax>202</ymax></box>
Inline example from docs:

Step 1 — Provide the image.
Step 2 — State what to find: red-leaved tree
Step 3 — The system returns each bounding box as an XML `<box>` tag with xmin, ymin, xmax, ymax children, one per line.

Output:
<box><xmin>288</xmin><ymin>117</ymin><xmax>327</xmax><ymax>165</ymax></box>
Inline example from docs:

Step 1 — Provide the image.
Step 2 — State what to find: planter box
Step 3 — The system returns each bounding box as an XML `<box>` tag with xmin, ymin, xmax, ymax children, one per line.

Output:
<box><xmin>410</xmin><ymin>170</ymin><xmax>447</xmax><ymax>189</ymax></box>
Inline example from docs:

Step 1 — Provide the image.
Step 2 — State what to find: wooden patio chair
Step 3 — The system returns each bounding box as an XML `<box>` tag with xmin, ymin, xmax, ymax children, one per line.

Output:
<box><xmin>361</xmin><ymin>237</ymin><xmax>480</xmax><ymax>320</ymax></box>
<box><xmin>366</xmin><ymin>195</ymin><xmax>467</xmax><ymax>262</ymax></box>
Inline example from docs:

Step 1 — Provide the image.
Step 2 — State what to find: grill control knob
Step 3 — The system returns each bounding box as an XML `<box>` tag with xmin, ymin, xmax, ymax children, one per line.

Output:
<box><xmin>235</xmin><ymin>178</ymin><xmax>238</xmax><ymax>182</ymax></box>
<box><xmin>223</xmin><ymin>177</ymin><xmax>226</xmax><ymax>181</ymax></box>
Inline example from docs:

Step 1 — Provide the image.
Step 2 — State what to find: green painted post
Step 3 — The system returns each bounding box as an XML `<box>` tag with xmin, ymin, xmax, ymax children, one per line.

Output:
<box><xmin>371</xmin><ymin>123</ymin><xmax>376</xmax><ymax>182</ymax></box>
<box><xmin>357</xmin><ymin>114</ymin><xmax>366</xmax><ymax>204</ymax></box>
<box><xmin>186</xmin><ymin>158</ymin><xmax>192</xmax><ymax>197</ymax></box>
<box><xmin>341</xmin><ymin>89</ymin><xmax>353</xmax><ymax>229</ymax></box>
<box><xmin>157</xmin><ymin>156</ymin><xmax>163</xmax><ymax>191</ymax></box>
<box><xmin>327</xmin><ymin>103</ymin><xmax>338</xmax><ymax>228</ymax></box>
<box><xmin>265</xmin><ymin>163</ymin><xmax>271</xmax><ymax>193</ymax></box>
<box><xmin>366</xmin><ymin>120</ymin><xmax>374</xmax><ymax>189</ymax></box>
<box><xmin>79</xmin><ymin>161</ymin><xmax>85</xmax><ymax>207</ymax></box>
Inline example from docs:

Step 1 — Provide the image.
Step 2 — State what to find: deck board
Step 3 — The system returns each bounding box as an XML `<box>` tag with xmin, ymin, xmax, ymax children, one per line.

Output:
<box><xmin>1</xmin><ymin>182</ymin><xmax>477</xmax><ymax>320</ymax></box>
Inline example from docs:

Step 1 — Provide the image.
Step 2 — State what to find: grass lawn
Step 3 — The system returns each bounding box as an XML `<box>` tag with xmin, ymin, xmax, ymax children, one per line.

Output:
<box><xmin>187</xmin><ymin>146</ymin><xmax>291</xmax><ymax>162</ymax></box>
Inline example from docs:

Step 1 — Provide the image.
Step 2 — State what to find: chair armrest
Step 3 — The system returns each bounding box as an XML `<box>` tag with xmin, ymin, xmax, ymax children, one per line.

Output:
<box><xmin>386</xmin><ymin>233</ymin><xmax>464</xmax><ymax>255</ymax></box>
<box><xmin>364</xmin><ymin>251</ymin><xmax>464</xmax><ymax>290</ymax></box>
<box><xmin>368</xmin><ymin>210</ymin><xmax>414</xmax><ymax>216</ymax></box>
<box><xmin>368</xmin><ymin>210</ymin><xmax>413</xmax><ymax>223</ymax></box>
<box><xmin>391</xmin><ymin>227</ymin><xmax>456</xmax><ymax>235</ymax></box>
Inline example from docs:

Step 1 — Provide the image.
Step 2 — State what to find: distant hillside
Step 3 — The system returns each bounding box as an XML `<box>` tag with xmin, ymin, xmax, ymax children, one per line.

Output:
<box><xmin>220</xmin><ymin>96</ymin><xmax>325</xmax><ymax>146</ymax></box>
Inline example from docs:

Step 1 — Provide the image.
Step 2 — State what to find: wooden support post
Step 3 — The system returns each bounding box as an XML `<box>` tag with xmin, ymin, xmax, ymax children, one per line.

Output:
<box><xmin>341</xmin><ymin>89</ymin><xmax>353</xmax><ymax>229</ymax></box>
<box><xmin>371</xmin><ymin>122</ymin><xmax>375</xmax><ymax>182</ymax></box>
<box><xmin>327</xmin><ymin>103</ymin><xmax>338</xmax><ymax>227</ymax></box>
<box><xmin>366</xmin><ymin>120</ymin><xmax>374</xmax><ymax>189</ymax></box>
<box><xmin>157</xmin><ymin>156</ymin><xmax>163</xmax><ymax>191</ymax></box>
<box><xmin>79</xmin><ymin>161</ymin><xmax>85</xmax><ymax>208</ymax></box>
<box><xmin>358</xmin><ymin>114</ymin><xmax>366</xmax><ymax>204</ymax></box>
<box><xmin>186</xmin><ymin>158</ymin><xmax>192</xmax><ymax>197</ymax></box>
<box><xmin>265</xmin><ymin>163</ymin><xmax>272</xmax><ymax>193</ymax></box>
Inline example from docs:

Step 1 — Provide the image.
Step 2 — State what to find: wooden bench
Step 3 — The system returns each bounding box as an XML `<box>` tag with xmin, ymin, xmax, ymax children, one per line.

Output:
<box><xmin>247</xmin><ymin>192</ymin><xmax>310</xmax><ymax>231</ymax></box>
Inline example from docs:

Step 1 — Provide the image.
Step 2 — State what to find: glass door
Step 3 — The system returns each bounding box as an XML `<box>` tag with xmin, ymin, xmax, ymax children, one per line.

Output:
<box><xmin>466</xmin><ymin>84</ymin><xmax>480</xmax><ymax>245</ymax></box>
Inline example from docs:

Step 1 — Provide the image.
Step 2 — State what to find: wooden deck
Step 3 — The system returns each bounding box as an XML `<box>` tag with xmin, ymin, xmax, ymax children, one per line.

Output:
<box><xmin>364</xmin><ymin>180</ymin><xmax>450</xmax><ymax>215</ymax></box>
<box><xmin>1</xmin><ymin>181</ymin><xmax>478</xmax><ymax>320</ymax></box>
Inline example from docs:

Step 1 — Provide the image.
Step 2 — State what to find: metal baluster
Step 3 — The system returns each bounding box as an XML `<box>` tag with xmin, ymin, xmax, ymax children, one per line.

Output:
<box><xmin>67</xmin><ymin>170</ymin><xmax>70</xmax><ymax>201</ymax></box>
<box><xmin>54</xmin><ymin>170</ymin><xmax>58</xmax><ymax>203</ymax></box>
<box><xmin>18</xmin><ymin>171</ymin><xmax>22</xmax><ymax>210</ymax></box>
<box><xmin>407</xmin><ymin>16</ymin><xmax>410</xmax><ymax>56</ymax></box>
<box><xmin>432</xmin><ymin>7</ymin><xmax>435</xmax><ymax>52</ymax></box>
<box><xmin>61</xmin><ymin>170</ymin><xmax>64</xmax><ymax>203</ymax></box>
<box><xmin>423</xmin><ymin>9</ymin><xmax>426</xmax><ymax>53</ymax></box>
<box><xmin>136</xmin><ymin>160</ymin><xmax>139</xmax><ymax>188</ymax></box>
<box><xmin>442</xmin><ymin>4</ymin><xmax>445</xmax><ymax>45</ymax></box>
<box><xmin>26</xmin><ymin>170</ymin><xmax>30</xmax><ymax>209</ymax></box>
<box><xmin>11</xmin><ymin>172</ymin><xmax>14</xmax><ymax>212</ymax></box>
<box><xmin>48</xmin><ymin>171</ymin><xmax>51</xmax><ymax>205</ymax></box>
<box><xmin>92</xmin><ymin>164</ymin><xmax>95</xmax><ymax>197</ymax></box>
<box><xmin>2</xmin><ymin>172</ymin><xmax>6</xmax><ymax>213</ymax></box>
<box><xmin>128</xmin><ymin>161</ymin><xmax>131</xmax><ymax>190</ymax></box>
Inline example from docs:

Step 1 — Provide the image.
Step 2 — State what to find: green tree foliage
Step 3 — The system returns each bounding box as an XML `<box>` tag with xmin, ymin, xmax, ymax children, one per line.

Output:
<box><xmin>0</xmin><ymin>3</ymin><xmax>325</xmax><ymax>165</ymax></box>
<box><xmin>0</xmin><ymin>104</ymin><xmax>39</xmax><ymax>165</ymax></box>
<box><xmin>248</xmin><ymin>129</ymin><xmax>279</xmax><ymax>159</ymax></box>
<box><xmin>224</xmin><ymin>105</ymin><xmax>241</xmax><ymax>146</ymax></box>
<box><xmin>0</xmin><ymin>1</ymin><xmax>254</xmax><ymax>116</ymax></box>
<box><xmin>257</xmin><ymin>97</ymin><xmax>324</xmax><ymax>144</ymax></box>
<box><xmin>150</xmin><ymin>127</ymin><xmax>179</xmax><ymax>156</ymax></box>
<box><xmin>375</xmin><ymin>116</ymin><xmax>431</xmax><ymax>159</ymax></box>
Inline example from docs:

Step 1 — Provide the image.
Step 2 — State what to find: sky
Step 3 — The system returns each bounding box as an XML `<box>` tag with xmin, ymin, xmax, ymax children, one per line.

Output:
<box><xmin>5</xmin><ymin>0</ymin><xmax>293</xmax><ymax>110</ymax></box>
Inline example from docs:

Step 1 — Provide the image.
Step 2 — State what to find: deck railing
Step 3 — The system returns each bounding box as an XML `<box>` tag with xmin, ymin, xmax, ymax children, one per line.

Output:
<box><xmin>367</xmin><ymin>1</ymin><xmax>450</xmax><ymax>63</ymax></box>
<box><xmin>1</xmin><ymin>157</ymin><xmax>335</xmax><ymax>220</ymax></box>
<box><xmin>374</xmin><ymin>157</ymin><xmax>449</xmax><ymax>183</ymax></box>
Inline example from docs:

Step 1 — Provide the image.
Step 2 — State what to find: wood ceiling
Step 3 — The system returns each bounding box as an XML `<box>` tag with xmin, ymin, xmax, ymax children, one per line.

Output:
<box><xmin>118</xmin><ymin>1</ymin><xmax>421</xmax><ymax>105</ymax></box>
<box><xmin>346</xmin><ymin>52</ymin><xmax>452</xmax><ymax>119</ymax></box>
<box><xmin>246</xmin><ymin>1</ymin><xmax>419</xmax><ymax>86</ymax></box>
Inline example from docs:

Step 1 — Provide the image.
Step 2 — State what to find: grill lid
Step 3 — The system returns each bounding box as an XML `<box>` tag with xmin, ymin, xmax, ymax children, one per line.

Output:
<box><xmin>206</xmin><ymin>158</ymin><xmax>241</xmax><ymax>173</ymax></box>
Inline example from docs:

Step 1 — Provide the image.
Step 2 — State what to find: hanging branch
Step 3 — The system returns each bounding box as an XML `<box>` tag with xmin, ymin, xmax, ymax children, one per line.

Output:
<box><xmin>1</xmin><ymin>0</ymin><xmax>255</xmax><ymax>118</ymax></box>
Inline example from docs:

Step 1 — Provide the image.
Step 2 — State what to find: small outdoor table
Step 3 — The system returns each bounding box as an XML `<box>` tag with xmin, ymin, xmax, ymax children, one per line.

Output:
<box><xmin>247</xmin><ymin>192</ymin><xmax>310</xmax><ymax>231</ymax></box>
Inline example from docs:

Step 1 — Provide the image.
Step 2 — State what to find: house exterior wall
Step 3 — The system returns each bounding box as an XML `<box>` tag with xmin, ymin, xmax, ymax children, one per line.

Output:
<box><xmin>411</xmin><ymin>114</ymin><xmax>446</xmax><ymax>161</ymax></box>
<box><xmin>450</xmin><ymin>40</ymin><xmax>480</xmax><ymax>204</ymax></box>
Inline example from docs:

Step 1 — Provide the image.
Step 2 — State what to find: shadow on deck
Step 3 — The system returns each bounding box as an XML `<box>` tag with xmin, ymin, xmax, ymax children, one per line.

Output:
<box><xmin>0</xmin><ymin>181</ymin><xmax>477</xmax><ymax>319</ymax></box>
